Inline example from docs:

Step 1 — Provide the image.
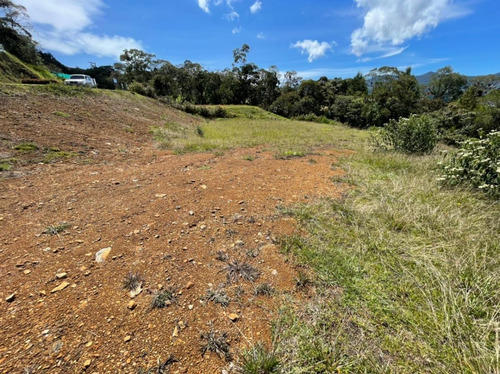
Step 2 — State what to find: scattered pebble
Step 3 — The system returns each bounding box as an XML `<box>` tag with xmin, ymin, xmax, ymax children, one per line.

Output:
<box><xmin>228</xmin><ymin>313</ymin><xmax>239</xmax><ymax>322</ymax></box>
<box><xmin>5</xmin><ymin>293</ymin><xmax>16</xmax><ymax>302</ymax></box>
<box><xmin>50</xmin><ymin>281</ymin><xmax>70</xmax><ymax>293</ymax></box>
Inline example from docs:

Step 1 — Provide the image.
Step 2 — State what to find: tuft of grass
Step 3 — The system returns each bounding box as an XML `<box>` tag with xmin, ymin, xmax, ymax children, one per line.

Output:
<box><xmin>274</xmin><ymin>148</ymin><xmax>500</xmax><ymax>373</ymax></box>
<box><xmin>274</xmin><ymin>149</ymin><xmax>307</xmax><ymax>160</ymax></box>
<box><xmin>200</xmin><ymin>328</ymin><xmax>232</xmax><ymax>361</ymax></box>
<box><xmin>243</xmin><ymin>155</ymin><xmax>256</xmax><ymax>161</ymax></box>
<box><xmin>151</xmin><ymin>288</ymin><xmax>177</xmax><ymax>309</ymax></box>
<box><xmin>206</xmin><ymin>287</ymin><xmax>231</xmax><ymax>307</ymax></box>
<box><xmin>0</xmin><ymin>162</ymin><xmax>12</xmax><ymax>171</ymax></box>
<box><xmin>122</xmin><ymin>272</ymin><xmax>142</xmax><ymax>291</ymax></box>
<box><xmin>254</xmin><ymin>283</ymin><xmax>275</xmax><ymax>296</ymax></box>
<box><xmin>224</xmin><ymin>260</ymin><xmax>260</xmax><ymax>283</ymax></box>
<box><xmin>43</xmin><ymin>148</ymin><xmax>77</xmax><ymax>163</ymax></box>
<box><xmin>14</xmin><ymin>142</ymin><xmax>38</xmax><ymax>153</ymax></box>
<box><xmin>239</xmin><ymin>343</ymin><xmax>280</xmax><ymax>374</ymax></box>
<box><xmin>53</xmin><ymin>111</ymin><xmax>70</xmax><ymax>118</ymax></box>
<box><xmin>43</xmin><ymin>222</ymin><xmax>70</xmax><ymax>235</ymax></box>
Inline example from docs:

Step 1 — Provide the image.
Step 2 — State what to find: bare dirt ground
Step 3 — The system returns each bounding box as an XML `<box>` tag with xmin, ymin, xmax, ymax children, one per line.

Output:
<box><xmin>0</xmin><ymin>92</ymin><xmax>346</xmax><ymax>373</ymax></box>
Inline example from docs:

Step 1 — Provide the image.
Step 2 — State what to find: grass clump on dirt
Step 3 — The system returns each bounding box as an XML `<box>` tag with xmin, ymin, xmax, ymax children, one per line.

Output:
<box><xmin>14</xmin><ymin>142</ymin><xmax>38</xmax><ymax>152</ymax></box>
<box><xmin>43</xmin><ymin>222</ymin><xmax>70</xmax><ymax>235</ymax></box>
<box><xmin>224</xmin><ymin>260</ymin><xmax>260</xmax><ymax>283</ymax></box>
<box><xmin>122</xmin><ymin>272</ymin><xmax>143</xmax><ymax>291</ymax></box>
<box><xmin>274</xmin><ymin>147</ymin><xmax>500</xmax><ymax>373</ymax></box>
<box><xmin>239</xmin><ymin>343</ymin><xmax>280</xmax><ymax>374</ymax></box>
<box><xmin>254</xmin><ymin>283</ymin><xmax>275</xmax><ymax>296</ymax></box>
<box><xmin>43</xmin><ymin>148</ymin><xmax>77</xmax><ymax>163</ymax></box>
<box><xmin>53</xmin><ymin>110</ymin><xmax>70</xmax><ymax>118</ymax></box>
<box><xmin>200</xmin><ymin>328</ymin><xmax>232</xmax><ymax>361</ymax></box>
<box><xmin>206</xmin><ymin>287</ymin><xmax>231</xmax><ymax>307</ymax></box>
<box><xmin>151</xmin><ymin>288</ymin><xmax>177</xmax><ymax>309</ymax></box>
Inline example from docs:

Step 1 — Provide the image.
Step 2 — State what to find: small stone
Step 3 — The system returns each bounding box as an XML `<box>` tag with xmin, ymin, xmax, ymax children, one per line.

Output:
<box><xmin>185</xmin><ymin>281</ymin><xmax>194</xmax><ymax>289</ymax></box>
<box><xmin>200</xmin><ymin>185</ymin><xmax>207</xmax><ymax>189</ymax></box>
<box><xmin>188</xmin><ymin>304</ymin><xmax>194</xmax><ymax>310</ymax></box>
<box><xmin>155</xmin><ymin>194</ymin><xmax>167</xmax><ymax>198</ymax></box>
<box><xmin>39</xmin><ymin>290</ymin><xmax>46</xmax><ymax>296</ymax></box>
<box><xmin>23</xmin><ymin>269</ymin><xmax>31</xmax><ymax>275</ymax></box>
<box><xmin>6</xmin><ymin>293</ymin><xmax>16</xmax><ymax>302</ymax></box>
<box><xmin>83</xmin><ymin>359</ymin><xmax>91</xmax><ymax>368</ymax></box>
<box><xmin>124</xmin><ymin>335</ymin><xmax>131</xmax><ymax>342</ymax></box>
<box><xmin>129</xmin><ymin>285</ymin><xmax>142</xmax><ymax>298</ymax></box>
<box><xmin>189</xmin><ymin>210</ymin><xmax>194</xmax><ymax>216</ymax></box>
<box><xmin>172</xmin><ymin>326</ymin><xmax>179</xmax><ymax>337</ymax></box>
<box><xmin>95</xmin><ymin>247</ymin><xmax>112</xmax><ymax>263</ymax></box>
<box><xmin>228</xmin><ymin>313</ymin><xmax>239</xmax><ymax>322</ymax></box>
<box><xmin>50</xmin><ymin>281</ymin><xmax>69</xmax><ymax>293</ymax></box>
<box><xmin>85</xmin><ymin>341</ymin><xmax>93</xmax><ymax>348</ymax></box>
<box><xmin>271</xmin><ymin>269</ymin><xmax>278</xmax><ymax>276</ymax></box>
<box><xmin>55</xmin><ymin>272</ymin><xmax>67</xmax><ymax>279</ymax></box>
<box><xmin>127</xmin><ymin>300</ymin><xmax>137</xmax><ymax>310</ymax></box>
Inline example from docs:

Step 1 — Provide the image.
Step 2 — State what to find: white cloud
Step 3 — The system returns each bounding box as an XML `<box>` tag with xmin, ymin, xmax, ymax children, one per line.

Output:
<box><xmin>224</xmin><ymin>10</ymin><xmax>240</xmax><ymax>21</ymax></box>
<box><xmin>250</xmin><ymin>1</ymin><xmax>262</xmax><ymax>14</ymax></box>
<box><xmin>351</xmin><ymin>0</ymin><xmax>469</xmax><ymax>57</ymax></box>
<box><xmin>17</xmin><ymin>0</ymin><xmax>142</xmax><ymax>58</ymax></box>
<box><xmin>232</xmin><ymin>27</ymin><xmax>242</xmax><ymax>34</ymax></box>
<box><xmin>198</xmin><ymin>0</ymin><xmax>210</xmax><ymax>13</ymax></box>
<box><xmin>292</xmin><ymin>40</ymin><xmax>333</xmax><ymax>62</ymax></box>
<box><xmin>257</xmin><ymin>32</ymin><xmax>265</xmax><ymax>39</ymax></box>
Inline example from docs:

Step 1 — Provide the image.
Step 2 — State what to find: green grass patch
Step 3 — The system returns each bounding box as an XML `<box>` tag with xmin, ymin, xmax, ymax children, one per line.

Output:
<box><xmin>14</xmin><ymin>142</ymin><xmax>39</xmax><ymax>152</ymax></box>
<box><xmin>158</xmin><ymin>108</ymin><xmax>365</xmax><ymax>154</ymax></box>
<box><xmin>53</xmin><ymin>111</ymin><xmax>70</xmax><ymax>118</ymax></box>
<box><xmin>43</xmin><ymin>148</ymin><xmax>77</xmax><ymax>163</ymax></box>
<box><xmin>275</xmin><ymin>147</ymin><xmax>500</xmax><ymax>373</ymax></box>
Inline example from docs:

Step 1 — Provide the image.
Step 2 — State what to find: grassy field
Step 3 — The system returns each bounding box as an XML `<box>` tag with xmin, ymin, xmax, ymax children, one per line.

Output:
<box><xmin>152</xmin><ymin>105</ymin><xmax>369</xmax><ymax>156</ymax></box>
<box><xmin>274</xmin><ymin>149</ymin><xmax>499</xmax><ymax>373</ymax></box>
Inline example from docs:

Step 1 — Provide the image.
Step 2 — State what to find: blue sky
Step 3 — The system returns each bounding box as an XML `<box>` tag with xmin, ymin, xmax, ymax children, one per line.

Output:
<box><xmin>16</xmin><ymin>0</ymin><xmax>500</xmax><ymax>78</ymax></box>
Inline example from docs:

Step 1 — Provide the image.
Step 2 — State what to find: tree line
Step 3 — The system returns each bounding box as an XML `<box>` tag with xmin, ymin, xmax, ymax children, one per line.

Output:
<box><xmin>1</xmin><ymin>0</ymin><xmax>498</xmax><ymax>141</ymax></box>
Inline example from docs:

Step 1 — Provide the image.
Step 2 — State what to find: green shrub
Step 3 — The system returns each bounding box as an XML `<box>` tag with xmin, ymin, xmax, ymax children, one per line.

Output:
<box><xmin>439</xmin><ymin>130</ymin><xmax>500</xmax><ymax>197</ymax></box>
<box><xmin>129</xmin><ymin>82</ymin><xmax>156</xmax><ymax>98</ymax></box>
<box><xmin>375</xmin><ymin>114</ymin><xmax>438</xmax><ymax>154</ymax></box>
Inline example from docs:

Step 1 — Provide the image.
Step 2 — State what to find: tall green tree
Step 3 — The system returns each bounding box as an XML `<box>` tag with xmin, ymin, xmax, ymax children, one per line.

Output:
<box><xmin>428</xmin><ymin>66</ymin><xmax>467</xmax><ymax>103</ymax></box>
<box><xmin>119</xmin><ymin>49</ymin><xmax>158</xmax><ymax>83</ymax></box>
<box><xmin>0</xmin><ymin>0</ymin><xmax>38</xmax><ymax>63</ymax></box>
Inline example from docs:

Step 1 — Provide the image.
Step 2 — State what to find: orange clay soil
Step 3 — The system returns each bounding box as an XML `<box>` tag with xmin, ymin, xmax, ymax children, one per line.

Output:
<box><xmin>0</xmin><ymin>91</ymin><xmax>347</xmax><ymax>373</ymax></box>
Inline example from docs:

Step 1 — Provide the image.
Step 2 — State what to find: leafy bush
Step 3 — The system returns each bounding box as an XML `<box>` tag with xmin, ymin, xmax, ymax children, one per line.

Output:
<box><xmin>175</xmin><ymin>103</ymin><xmax>229</xmax><ymax>119</ymax></box>
<box><xmin>439</xmin><ymin>130</ymin><xmax>500</xmax><ymax>197</ymax></box>
<box><xmin>129</xmin><ymin>81</ymin><xmax>156</xmax><ymax>98</ymax></box>
<box><xmin>292</xmin><ymin>113</ymin><xmax>334</xmax><ymax>124</ymax></box>
<box><xmin>374</xmin><ymin>114</ymin><xmax>438</xmax><ymax>154</ymax></box>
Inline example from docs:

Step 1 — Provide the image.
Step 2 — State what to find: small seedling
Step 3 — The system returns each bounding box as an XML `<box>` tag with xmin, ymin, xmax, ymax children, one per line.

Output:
<box><xmin>295</xmin><ymin>271</ymin><xmax>312</xmax><ymax>289</ymax></box>
<box><xmin>254</xmin><ymin>283</ymin><xmax>275</xmax><ymax>296</ymax></box>
<box><xmin>243</xmin><ymin>155</ymin><xmax>256</xmax><ymax>161</ymax></box>
<box><xmin>43</xmin><ymin>222</ymin><xmax>70</xmax><ymax>235</ymax></box>
<box><xmin>151</xmin><ymin>288</ymin><xmax>177</xmax><ymax>309</ymax></box>
<box><xmin>206</xmin><ymin>287</ymin><xmax>231</xmax><ymax>307</ymax></box>
<box><xmin>224</xmin><ymin>260</ymin><xmax>260</xmax><ymax>283</ymax></box>
<box><xmin>196</xmin><ymin>125</ymin><xmax>204</xmax><ymax>137</ymax></box>
<box><xmin>200</xmin><ymin>328</ymin><xmax>231</xmax><ymax>361</ymax></box>
<box><xmin>239</xmin><ymin>343</ymin><xmax>280</xmax><ymax>374</ymax></box>
<box><xmin>122</xmin><ymin>272</ymin><xmax>142</xmax><ymax>291</ymax></box>
<box><xmin>216</xmin><ymin>251</ymin><xmax>229</xmax><ymax>262</ymax></box>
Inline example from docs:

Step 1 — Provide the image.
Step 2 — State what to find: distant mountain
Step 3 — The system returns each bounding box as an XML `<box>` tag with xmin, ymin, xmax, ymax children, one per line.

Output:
<box><xmin>415</xmin><ymin>71</ymin><xmax>500</xmax><ymax>86</ymax></box>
